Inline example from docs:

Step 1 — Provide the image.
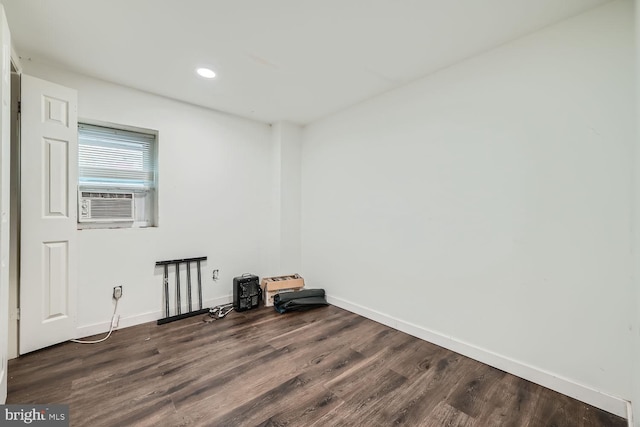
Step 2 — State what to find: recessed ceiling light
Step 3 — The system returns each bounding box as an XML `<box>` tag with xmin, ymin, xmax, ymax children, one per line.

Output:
<box><xmin>196</xmin><ymin>67</ymin><xmax>216</xmax><ymax>79</ymax></box>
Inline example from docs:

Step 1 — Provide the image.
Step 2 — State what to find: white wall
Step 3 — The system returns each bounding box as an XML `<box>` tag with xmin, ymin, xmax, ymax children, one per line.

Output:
<box><xmin>21</xmin><ymin>61</ymin><xmax>276</xmax><ymax>335</ymax></box>
<box><xmin>266</xmin><ymin>121</ymin><xmax>303</xmax><ymax>276</ymax></box>
<box><xmin>302</xmin><ymin>0</ymin><xmax>634</xmax><ymax>416</ymax></box>
<box><xmin>633</xmin><ymin>0</ymin><xmax>640</xmax><ymax>424</ymax></box>
<box><xmin>271</xmin><ymin>122</ymin><xmax>302</xmax><ymax>274</ymax></box>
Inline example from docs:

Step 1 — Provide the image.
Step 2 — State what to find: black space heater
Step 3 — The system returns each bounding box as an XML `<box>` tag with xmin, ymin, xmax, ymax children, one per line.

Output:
<box><xmin>233</xmin><ymin>274</ymin><xmax>261</xmax><ymax>311</ymax></box>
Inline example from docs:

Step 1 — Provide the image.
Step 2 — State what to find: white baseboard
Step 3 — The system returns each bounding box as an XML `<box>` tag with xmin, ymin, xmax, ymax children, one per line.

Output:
<box><xmin>75</xmin><ymin>295</ymin><xmax>232</xmax><ymax>338</ymax></box>
<box><xmin>327</xmin><ymin>295</ymin><xmax>630</xmax><ymax>419</ymax></box>
<box><xmin>627</xmin><ymin>401</ymin><xmax>634</xmax><ymax>427</ymax></box>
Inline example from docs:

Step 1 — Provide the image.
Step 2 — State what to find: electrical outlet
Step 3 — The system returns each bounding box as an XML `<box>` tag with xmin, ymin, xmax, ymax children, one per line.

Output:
<box><xmin>113</xmin><ymin>286</ymin><xmax>123</xmax><ymax>300</ymax></box>
<box><xmin>212</xmin><ymin>269</ymin><xmax>219</xmax><ymax>280</ymax></box>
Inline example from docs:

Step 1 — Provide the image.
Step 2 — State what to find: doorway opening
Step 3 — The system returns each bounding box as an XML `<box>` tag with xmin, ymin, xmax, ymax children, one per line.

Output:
<box><xmin>8</xmin><ymin>60</ymin><xmax>20</xmax><ymax>359</ymax></box>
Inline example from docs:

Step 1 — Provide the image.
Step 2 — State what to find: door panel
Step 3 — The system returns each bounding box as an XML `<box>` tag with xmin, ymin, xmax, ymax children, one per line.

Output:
<box><xmin>44</xmin><ymin>137</ymin><xmax>69</xmax><ymax>217</ymax></box>
<box><xmin>43</xmin><ymin>241</ymin><xmax>69</xmax><ymax>320</ymax></box>
<box><xmin>20</xmin><ymin>75</ymin><xmax>77</xmax><ymax>355</ymax></box>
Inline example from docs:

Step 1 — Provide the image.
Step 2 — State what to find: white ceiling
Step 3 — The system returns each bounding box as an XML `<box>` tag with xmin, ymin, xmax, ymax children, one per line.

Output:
<box><xmin>2</xmin><ymin>0</ymin><xmax>610</xmax><ymax>125</ymax></box>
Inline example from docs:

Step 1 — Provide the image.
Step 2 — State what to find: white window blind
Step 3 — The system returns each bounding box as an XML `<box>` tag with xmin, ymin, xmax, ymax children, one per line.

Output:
<box><xmin>78</xmin><ymin>123</ymin><xmax>156</xmax><ymax>189</ymax></box>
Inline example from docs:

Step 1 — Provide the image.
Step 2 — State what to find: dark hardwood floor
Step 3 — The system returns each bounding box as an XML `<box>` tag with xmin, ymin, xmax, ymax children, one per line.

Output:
<box><xmin>7</xmin><ymin>305</ymin><xmax>626</xmax><ymax>427</ymax></box>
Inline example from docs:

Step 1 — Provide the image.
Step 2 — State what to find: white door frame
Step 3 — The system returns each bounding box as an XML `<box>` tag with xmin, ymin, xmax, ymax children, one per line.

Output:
<box><xmin>0</xmin><ymin>3</ymin><xmax>12</xmax><ymax>404</ymax></box>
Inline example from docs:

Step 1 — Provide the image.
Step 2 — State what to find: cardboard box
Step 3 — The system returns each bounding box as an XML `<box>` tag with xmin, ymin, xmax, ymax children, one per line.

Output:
<box><xmin>261</xmin><ymin>274</ymin><xmax>304</xmax><ymax>306</ymax></box>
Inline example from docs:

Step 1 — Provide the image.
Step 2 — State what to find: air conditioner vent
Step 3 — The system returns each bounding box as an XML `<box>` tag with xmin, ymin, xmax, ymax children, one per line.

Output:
<box><xmin>79</xmin><ymin>191</ymin><xmax>134</xmax><ymax>222</ymax></box>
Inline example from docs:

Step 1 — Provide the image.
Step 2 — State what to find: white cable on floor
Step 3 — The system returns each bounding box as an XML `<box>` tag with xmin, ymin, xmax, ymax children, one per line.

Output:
<box><xmin>71</xmin><ymin>299</ymin><xmax>119</xmax><ymax>344</ymax></box>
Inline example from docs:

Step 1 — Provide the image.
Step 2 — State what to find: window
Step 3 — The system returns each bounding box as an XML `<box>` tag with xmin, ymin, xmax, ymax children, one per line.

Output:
<box><xmin>78</xmin><ymin>122</ymin><xmax>158</xmax><ymax>228</ymax></box>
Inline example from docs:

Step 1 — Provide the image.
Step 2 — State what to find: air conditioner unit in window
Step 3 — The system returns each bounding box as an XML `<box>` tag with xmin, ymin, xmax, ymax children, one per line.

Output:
<box><xmin>78</xmin><ymin>191</ymin><xmax>134</xmax><ymax>222</ymax></box>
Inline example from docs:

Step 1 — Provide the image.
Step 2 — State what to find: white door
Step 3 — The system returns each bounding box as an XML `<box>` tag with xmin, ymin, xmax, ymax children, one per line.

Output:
<box><xmin>20</xmin><ymin>75</ymin><xmax>77</xmax><ymax>354</ymax></box>
<box><xmin>0</xmin><ymin>4</ymin><xmax>11</xmax><ymax>404</ymax></box>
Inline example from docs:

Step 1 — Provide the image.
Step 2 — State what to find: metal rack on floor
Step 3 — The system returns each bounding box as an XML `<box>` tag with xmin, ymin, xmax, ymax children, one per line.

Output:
<box><xmin>156</xmin><ymin>256</ymin><xmax>208</xmax><ymax>325</ymax></box>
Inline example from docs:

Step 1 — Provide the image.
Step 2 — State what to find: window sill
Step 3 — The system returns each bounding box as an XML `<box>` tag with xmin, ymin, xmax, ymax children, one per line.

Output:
<box><xmin>77</xmin><ymin>222</ymin><xmax>157</xmax><ymax>230</ymax></box>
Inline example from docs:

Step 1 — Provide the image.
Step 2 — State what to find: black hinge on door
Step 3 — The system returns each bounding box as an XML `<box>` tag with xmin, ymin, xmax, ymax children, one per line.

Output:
<box><xmin>17</xmin><ymin>100</ymin><xmax>20</xmax><ymax>114</ymax></box>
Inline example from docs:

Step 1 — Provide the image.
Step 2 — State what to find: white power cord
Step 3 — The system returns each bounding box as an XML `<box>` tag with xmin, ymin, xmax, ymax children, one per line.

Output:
<box><xmin>71</xmin><ymin>296</ymin><xmax>120</xmax><ymax>344</ymax></box>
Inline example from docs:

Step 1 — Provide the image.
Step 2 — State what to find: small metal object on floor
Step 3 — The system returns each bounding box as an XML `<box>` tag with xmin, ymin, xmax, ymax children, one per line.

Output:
<box><xmin>205</xmin><ymin>303</ymin><xmax>234</xmax><ymax>322</ymax></box>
